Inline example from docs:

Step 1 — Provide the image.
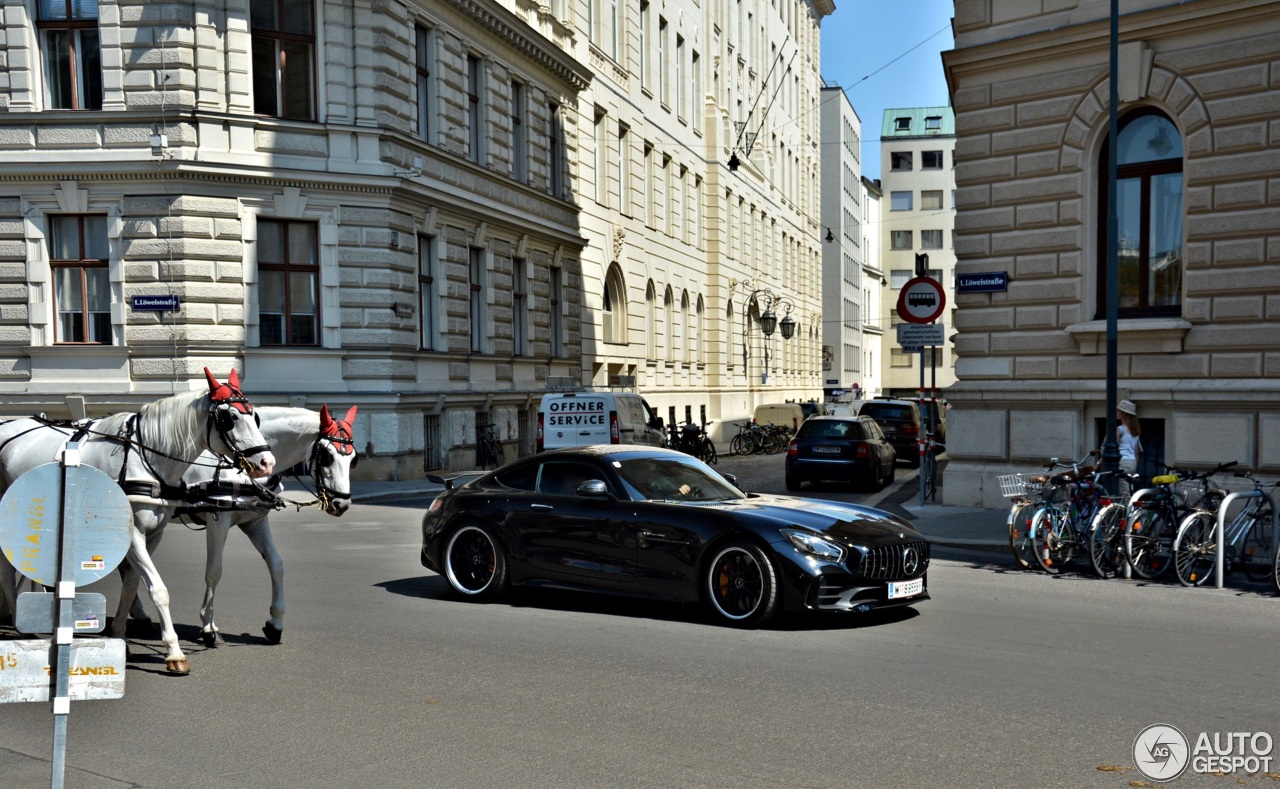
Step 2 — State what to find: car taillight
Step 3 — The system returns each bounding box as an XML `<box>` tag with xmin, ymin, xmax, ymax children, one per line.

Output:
<box><xmin>856</xmin><ymin>444</ymin><xmax>869</xmax><ymax>458</ymax></box>
<box><xmin>902</xmin><ymin>424</ymin><xmax>918</xmax><ymax>436</ymax></box>
<box><xmin>536</xmin><ymin>412</ymin><xmax>544</xmax><ymax>452</ymax></box>
<box><xmin>787</xmin><ymin>441</ymin><xmax>798</xmax><ymax>456</ymax></box>
<box><xmin>609</xmin><ymin>410</ymin><xmax>621</xmax><ymax>443</ymax></box>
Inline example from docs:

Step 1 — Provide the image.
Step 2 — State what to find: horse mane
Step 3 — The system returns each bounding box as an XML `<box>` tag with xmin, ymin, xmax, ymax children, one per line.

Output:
<box><xmin>137</xmin><ymin>389</ymin><xmax>209</xmax><ymax>461</ymax></box>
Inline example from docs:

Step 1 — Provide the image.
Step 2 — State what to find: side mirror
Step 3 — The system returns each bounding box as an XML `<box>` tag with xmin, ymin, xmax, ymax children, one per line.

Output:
<box><xmin>722</xmin><ymin>472</ymin><xmax>740</xmax><ymax>489</ymax></box>
<box><xmin>652</xmin><ymin>417</ymin><xmax>665</xmax><ymax>430</ymax></box>
<box><xmin>577</xmin><ymin>479</ymin><xmax>615</xmax><ymax>500</ymax></box>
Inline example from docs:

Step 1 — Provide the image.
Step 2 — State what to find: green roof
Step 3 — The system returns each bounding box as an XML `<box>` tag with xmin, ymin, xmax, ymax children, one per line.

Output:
<box><xmin>882</xmin><ymin>107</ymin><xmax>955</xmax><ymax>138</ymax></box>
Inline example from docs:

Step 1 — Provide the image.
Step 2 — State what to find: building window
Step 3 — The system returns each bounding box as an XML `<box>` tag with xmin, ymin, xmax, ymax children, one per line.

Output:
<box><xmin>1097</xmin><ymin>109</ymin><xmax>1184</xmax><ymax>317</ymax></box>
<box><xmin>467</xmin><ymin>55</ymin><xmax>483</xmax><ymax>164</ymax></box>
<box><xmin>891</xmin><ymin>151</ymin><xmax>912</xmax><ymax>171</ymax></box>
<box><xmin>922</xmin><ymin>150</ymin><xmax>944</xmax><ymax>169</ymax></box>
<box><xmin>658</xmin><ymin>17</ymin><xmax>667</xmax><ymax>106</ymax></box>
<box><xmin>691</xmin><ymin>51</ymin><xmax>701</xmax><ymax>133</ymax></box>
<box><xmin>645</xmin><ymin>281</ymin><xmax>657</xmax><ymax>359</ymax></box>
<box><xmin>890</xmin><ymin>230</ymin><xmax>912</xmax><ymax>250</ymax></box>
<box><xmin>890</xmin><ymin>348</ymin><xmax>914</xmax><ymax>367</ymax></box>
<box><xmin>676</xmin><ymin>35</ymin><xmax>685</xmax><ymax>120</ymax></box>
<box><xmin>49</xmin><ymin>215</ymin><xmax>110</xmax><ymax>344</ymax></box>
<box><xmin>924</xmin><ymin>116</ymin><xmax>942</xmax><ymax>130</ymax></box>
<box><xmin>638</xmin><ymin>1</ymin><xmax>649</xmax><ymax>92</ymax></box>
<box><xmin>663</xmin><ymin>286</ymin><xmax>674</xmax><ymax>361</ymax></box>
<box><xmin>511</xmin><ymin>80</ymin><xmax>527</xmax><ymax>183</ymax></box>
<box><xmin>513</xmin><ymin>257</ymin><xmax>528</xmax><ymax>355</ymax></box>
<box><xmin>251</xmin><ymin>0</ymin><xmax>315</xmax><ymax>120</ymax></box>
<box><xmin>258</xmin><ymin>219</ymin><xmax>319</xmax><ymax>346</ymax></box>
<box><xmin>618</xmin><ymin>123</ymin><xmax>630</xmax><ymax>216</ymax></box>
<box><xmin>594</xmin><ymin>109</ymin><xmax>608</xmax><ymax>206</ymax></box>
<box><xmin>549</xmin><ymin>102</ymin><xmax>564</xmax><ymax>198</ymax></box>
<box><xmin>921</xmin><ymin>190</ymin><xmax>943</xmax><ymax>211</ymax></box>
<box><xmin>920</xmin><ymin>229</ymin><xmax>943</xmax><ymax>249</ymax></box>
<box><xmin>38</xmin><ymin>0</ymin><xmax>102</xmax><ymax>110</ymax></box>
<box><xmin>549</xmin><ymin>266</ymin><xmax>563</xmax><ymax>357</ymax></box>
<box><xmin>418</xmin><ymin>235</ymin><xmax>435</xmax><ymax>350</ymax></box>
<box><xmin>693</xmin><ymin>296</ymin><xmax>703</xmax><ymax>364</ymax></box>
<box><xmin>890</xmin><ymin>191</ymin><xmax>913</xmax><ymax>211</ymax></box>
<box><xmin>643</xmin><ymin>143</ymin><xmax>655</xmax><ymax>226</ymax></box>
<box><xmin>890</xmin><ymin>269</ymin><xmax>912</xmax><ymax>289</ymax></box>
<box><xmin>894</xmin><ymin>116</ymin><xmax>910</xmax><ymax>132</ymax></box>
<box><xmin>469</xmin><ymin>247</ymin><xmax>486</xmax><ymax>353</ymax></box>
<box><xmin>603</xmin><ymin>265</ymin><xmax>626</xmax><ymax>344</ymax></box>
<box><xmin>415</xmin><ymin>25</ymin><xmax>433</xmax><ymax>142</ymax></box>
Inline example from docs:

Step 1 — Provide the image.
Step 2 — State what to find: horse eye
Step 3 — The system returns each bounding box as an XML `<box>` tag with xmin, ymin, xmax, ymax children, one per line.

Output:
<box><xmin>254</xmin><ymin>412</ymin><xmax>261</xmax><ymax>427</ymax></box>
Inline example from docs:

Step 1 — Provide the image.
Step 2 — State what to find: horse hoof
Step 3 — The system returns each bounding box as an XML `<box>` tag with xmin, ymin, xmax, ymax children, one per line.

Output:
<box><xmin>262</xmin><ymin>622</ymin><xmax>283</xmax><ymax>644</ymax></box>
<box><xmin>201</xmin><ymin>630</ymin><xmax>223</xmax><ymax>648</ymax></box>
<box><xmin>165</xmin><ymin>658</ymin><xmax>191</xmax><ymax>675</ymax></box>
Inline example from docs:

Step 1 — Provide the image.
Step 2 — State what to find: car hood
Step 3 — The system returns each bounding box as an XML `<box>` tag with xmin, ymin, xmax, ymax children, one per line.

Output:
<box><xmin>703</xmin><ymin>493</ymin><xmax>924</xmax><ymax>547</ymax></box>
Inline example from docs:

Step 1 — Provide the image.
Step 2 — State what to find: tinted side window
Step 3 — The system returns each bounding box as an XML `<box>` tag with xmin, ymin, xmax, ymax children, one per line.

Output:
<box><xmin>538</xmin><ymin>461</ymin><xmax>607</xmax><ymax>496</ymax></box>
<box><xmin>495</xmin><ymin>464</ymin><xmax>539</xmax><ymax>491</ymax></box>
<box><xmin>861</xmin><ymin>403</ymin><xmax>911</xmax><ymax>422</ymax></box>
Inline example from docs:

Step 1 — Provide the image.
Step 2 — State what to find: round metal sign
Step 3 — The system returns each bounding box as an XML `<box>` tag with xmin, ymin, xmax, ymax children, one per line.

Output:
<box><xmin>896</xmin><ymin>277</ymin><xmax>947</xmax><ymax>324</ymax></box>
<box><xmin>0</xmin><ymin>462</ymin><xmax>133</xmax><ymax>586</ymax></box>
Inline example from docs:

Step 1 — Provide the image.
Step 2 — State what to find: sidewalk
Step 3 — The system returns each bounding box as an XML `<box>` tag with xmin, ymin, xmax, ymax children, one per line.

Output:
<box><xmin>342</xmin><ymin>456</ymin><xmax>1012</xmax><ymax>555</ymax></box>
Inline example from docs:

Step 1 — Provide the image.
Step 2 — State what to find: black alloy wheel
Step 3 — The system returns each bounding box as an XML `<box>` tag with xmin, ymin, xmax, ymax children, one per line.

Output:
<box><xmin>443</xmin><ymin>523</ymin><xmax>509</xmax><ymax>601</ymax></box>
<box><xmin>704</xmin><ymin>541</ymin><xmax>779</xmax><ymax>627</ymax></box>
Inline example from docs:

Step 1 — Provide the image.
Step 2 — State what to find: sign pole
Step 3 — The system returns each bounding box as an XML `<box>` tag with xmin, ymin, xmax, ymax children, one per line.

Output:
<box><xmin>50</xmin><ymin>441</ymin><xmax>83</xmax><ymax>789</ymax></box>
<box><xmin>919</xmin><ymin>350</ymin><xmax>926</xmax><ymax>506</ymax></box>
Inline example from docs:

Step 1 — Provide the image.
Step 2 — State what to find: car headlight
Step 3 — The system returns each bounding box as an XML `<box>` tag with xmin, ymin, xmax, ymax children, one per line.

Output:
<box><xmin>781</xmin><ymin>529</ymin><xmax>846</xmax><ymax>562</ymax></box>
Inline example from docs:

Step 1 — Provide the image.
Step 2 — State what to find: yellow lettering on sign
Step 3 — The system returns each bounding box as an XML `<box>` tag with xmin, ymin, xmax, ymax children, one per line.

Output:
<box><xmin>0</xmin><ymin>653</ymin><xmax>17</xmax><ymax>670</ymax></box>
<box><xmin>42</xmin><ymin>665</ymin><xmax>119</xmax><ymax>677</ymax></box>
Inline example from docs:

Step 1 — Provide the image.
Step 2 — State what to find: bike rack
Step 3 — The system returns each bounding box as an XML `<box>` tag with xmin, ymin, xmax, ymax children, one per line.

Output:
<box><xmin>1212</xmin><ymin>490</ymin><xmax>1278</xmax><ymax>590</ymax></box>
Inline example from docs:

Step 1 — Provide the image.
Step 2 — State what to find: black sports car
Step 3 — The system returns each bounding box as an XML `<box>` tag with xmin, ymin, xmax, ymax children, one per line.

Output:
<box><xmin>420</xmin><ymin>446</ymin><xmax>930</xmax><ymax>626</ymax></box>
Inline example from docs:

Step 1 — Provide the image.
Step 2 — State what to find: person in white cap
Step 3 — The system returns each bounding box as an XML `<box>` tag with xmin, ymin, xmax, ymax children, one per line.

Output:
<box><xmin>1117</xmin><ymin>399</ymin><xmax>1142</xmax><ymax>474</ymax></box>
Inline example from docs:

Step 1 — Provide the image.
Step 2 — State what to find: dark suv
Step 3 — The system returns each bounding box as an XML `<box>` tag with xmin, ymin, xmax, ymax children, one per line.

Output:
<box><xmin>857</xmin><ymin>399</ymin><xmax>924</xmax><ymax>467</ymax></box>
<box><xmin>917</xmin><ymin>398</ymin><xmax>946</xmax><ymax>444</ymax></box>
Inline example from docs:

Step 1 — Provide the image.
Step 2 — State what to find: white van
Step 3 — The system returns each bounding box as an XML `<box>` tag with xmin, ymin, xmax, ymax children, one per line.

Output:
<box><xmin>537</xmin><ymin>392</ymin><xmax>666</xmax><ymax>451</ymax></box>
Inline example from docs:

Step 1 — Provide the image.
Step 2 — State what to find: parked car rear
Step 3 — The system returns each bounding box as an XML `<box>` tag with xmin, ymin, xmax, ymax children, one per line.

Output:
<box><xmin>857</xmin><ymin>399</ymin><xmax>924</xmax><ymax>467</ymax></box>
<box><xmin>785</xmin><ymin>416</ymin><xmax>897</xmax><ymax>491</ymax></box>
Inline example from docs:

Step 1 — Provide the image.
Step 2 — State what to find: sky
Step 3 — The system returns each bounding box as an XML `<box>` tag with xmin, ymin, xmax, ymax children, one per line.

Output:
<box><xmin>819</xmin><ymin>0</ymin><xmax>956</xmax><ymax>180</ymax></box>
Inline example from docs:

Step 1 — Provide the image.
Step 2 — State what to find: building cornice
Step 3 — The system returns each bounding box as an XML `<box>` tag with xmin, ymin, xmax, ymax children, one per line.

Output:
<box><xmin>454</xmin><ymin>0</ymin><xmax>591</xmax><ymax>91</ymax></box>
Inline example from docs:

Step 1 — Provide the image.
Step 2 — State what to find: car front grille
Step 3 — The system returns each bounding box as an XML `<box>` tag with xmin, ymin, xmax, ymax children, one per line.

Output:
<box><xmin>859</xmin><ymin>541</ymin><xmax>930</xmax><ymax>580</ymax></box>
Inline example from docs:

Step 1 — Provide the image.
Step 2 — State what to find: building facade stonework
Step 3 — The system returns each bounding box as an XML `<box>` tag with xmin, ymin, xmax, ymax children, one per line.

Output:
<box><xmin>943</xmin><ymin>0</ymin><xmax>1280</xmax><ymax>506</ymax></box>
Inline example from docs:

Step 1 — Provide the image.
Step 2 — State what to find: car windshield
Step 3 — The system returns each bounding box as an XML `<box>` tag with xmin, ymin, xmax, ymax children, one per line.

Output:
<box><xmin>861</xmin><ymin>403</ymin><xmax>911</xmax><ymax>421</ymax></box>
<box><xmin>613</xmin><ymin>455</ymin><xmax>744</xmax><ymax>502</ymax></box>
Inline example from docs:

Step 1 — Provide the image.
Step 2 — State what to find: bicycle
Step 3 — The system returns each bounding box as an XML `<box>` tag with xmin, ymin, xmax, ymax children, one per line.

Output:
<box><xmin>1114</xmin><ymin>462</ymin><xmax>1234</xmax><ymax>580</ymax></box>
<box><xmin>671</xmin><ymin>421</ymin><xmax>718</xmax><ymax>465</ymax></box>
<box><xmin>1172</xmin><ymin>470</ymin><xmax>1277</xmax><ymax>587</ymax></box>
<box><xmin>1026</xmin><ymin>452</ymin><xmax>1111</xmax><ymax>574</ymax></box>
<box><xmin>999</xmin><ymin>461</ymin><xmax>1062</xmax><ymax>570</ymax></box>
<box><xmin>1085</xmin><ymin>470</ymin><xmax>1144</xmax><ymax>579</ymax></box>
<box><xmin>921</xmin><ymin>431</ymin><xmax>944</xmax><ymax>502</ymax></box>
<box><xmin>476</xmin><ymin>427</ymin><xmax>505</xmax><ymax>469</ymax></box>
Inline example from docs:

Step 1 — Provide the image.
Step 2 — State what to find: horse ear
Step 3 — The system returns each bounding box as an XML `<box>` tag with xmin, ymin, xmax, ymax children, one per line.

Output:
<box><xmin>343</xmin><ymin>405</ymin><xmax>358</xmax><ymax>425</ymax></box>
<box><xmin>319</xmin><ymin>404</ymin><xmax>333</xmax><ymax>430</ymax></box>
<box><xmin>228</xmin><ymin>368</ymin><xmax>241</xmax><ymax>391</ymax></box>
<box><xmin>204</xmin><ymin>367</ymin><xmax>220</xmax><ymax>391</ymax></box>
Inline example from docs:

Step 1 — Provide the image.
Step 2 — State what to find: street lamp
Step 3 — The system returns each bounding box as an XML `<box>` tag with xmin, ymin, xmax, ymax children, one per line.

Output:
<box><xmin>731</xmin><ymin>278</ymin><xmax>795</xmax><ymax>383</ymax></box>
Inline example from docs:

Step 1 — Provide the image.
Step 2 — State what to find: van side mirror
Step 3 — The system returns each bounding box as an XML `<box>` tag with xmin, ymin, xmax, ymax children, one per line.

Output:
<box><xmin>651</xmin><ymin>416</ymin><xmax>664</xmax><ymax>430</ymax></box>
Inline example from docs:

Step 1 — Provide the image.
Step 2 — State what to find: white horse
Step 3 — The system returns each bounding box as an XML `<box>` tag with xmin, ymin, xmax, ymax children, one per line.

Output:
<box><xmin>119</xmin><ymin>405</ymin><xmax>357</xmax><ymax>647</ymax></box>
<box><xmin>0</xmin><ymin>368</ymin><xmax>276</xmax><ymax>674</ymax></box>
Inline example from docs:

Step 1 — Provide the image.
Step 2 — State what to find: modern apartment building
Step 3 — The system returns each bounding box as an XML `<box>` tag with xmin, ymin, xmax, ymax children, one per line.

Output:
<box><xmin>943</xmin><ymin>0</ymin><xmax>1280</xmax><ymax>506</ymax></box>
<box><xmin>878</xmin><ymin>107</ymin><xmax>958</xmax><ymax>399</ymax></box>
<box><xmin>819</xmin><ymin>83</ymin><xmax>873</xmax><ymax>402</ymax></box>
<box><xmin>0</xmin><ymin>0</ymin><xmax>832</xmax><ymax>475</ymax></box>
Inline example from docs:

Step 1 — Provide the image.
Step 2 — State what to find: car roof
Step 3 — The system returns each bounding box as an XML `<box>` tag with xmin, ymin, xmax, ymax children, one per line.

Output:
<box><xmin>533</xmin><ymin>445</ymin><xmax>687</xmax><ymax>459</ymax></box>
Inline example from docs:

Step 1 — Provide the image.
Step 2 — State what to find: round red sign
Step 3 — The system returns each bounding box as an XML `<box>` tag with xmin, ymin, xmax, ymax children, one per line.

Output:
<box><xmin>896</xmin><ymin>277</ymin><xmax>946</xmax><ymax>324</ymax></box>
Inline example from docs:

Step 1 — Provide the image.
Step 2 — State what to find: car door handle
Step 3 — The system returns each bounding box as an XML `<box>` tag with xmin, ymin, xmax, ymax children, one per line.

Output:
<box><xmin>531</xmin><ymin>503</ymin><xmax>554</xmax><ymax>511</ymax></box>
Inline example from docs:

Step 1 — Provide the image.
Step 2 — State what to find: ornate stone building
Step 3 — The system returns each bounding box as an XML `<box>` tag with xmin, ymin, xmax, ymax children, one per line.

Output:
<box><xmin>943</xmin><ymin>0</ymin><xmax>1280</xmax><ymax>506</ymax></box>
<box><xmin>0</xmin><ymin>0</ymin><xmax>832</xmax><ymax>475</ymax></box>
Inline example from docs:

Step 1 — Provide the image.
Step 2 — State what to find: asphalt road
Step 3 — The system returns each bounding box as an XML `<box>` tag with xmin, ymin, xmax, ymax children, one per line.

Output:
<box><xmin>2</xmin><ymin>460</ymin><xmax>1278</xmax><ymax>789</ymax></box>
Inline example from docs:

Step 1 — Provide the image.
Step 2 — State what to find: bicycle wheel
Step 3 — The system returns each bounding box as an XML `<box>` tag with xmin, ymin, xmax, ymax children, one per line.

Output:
<box><xmin>1089</xmin><ymin>503</ymin><xmax>1126</xmax><ymax>579</ymax></box>
<box><xmin>1007</xmin><ymin>501</ymin><xmax>1036</xmax><ymax>570</ymax></box>
<box><xmin>1240</xmin><ymin>504</ymin><xmax>1275</xmax><ymax>582</ymax></box>
<box><xmin>1126</xmin><ymin>509</ymin><xmax>1174</xmax><ymax>579</ymax></box>
<box><xmin>1173</xmin><ymin>511</ymin><xmax>1217</xmax><ymax>587</ymax></box>
<box><xmin>1030</xmin><ymin>506</ymin><xmax>1072</xmax><ymax>574</ymax></box>
<box><xmin>751</xmin><ymin>432</ymin><xmax>768</xmax><ymax>455</ymax></box>
<box><xmin>730</xmin><ymin>434</ymin><xmax>751</xmax><ymax>456</ymax></box>
<box><xmin>700</xmin><ymin>437</ymin><xmax>718</xmax><ymax>465</ymax></box>
<box><xmin>923</xmin><ymin>452</ymin><xmax>938</xmax><ymax>500</ymax></box>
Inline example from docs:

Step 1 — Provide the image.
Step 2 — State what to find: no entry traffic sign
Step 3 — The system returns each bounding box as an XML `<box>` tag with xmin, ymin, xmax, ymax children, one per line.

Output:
<box><xmin>896</xmin><ymin>277</ymin><xmax>946</xmax><ymax>324</ymax></box>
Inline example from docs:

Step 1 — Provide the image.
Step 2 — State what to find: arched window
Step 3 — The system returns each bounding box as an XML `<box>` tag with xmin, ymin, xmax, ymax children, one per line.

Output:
<box><xmin>602</xmin><ymin>264</ymin><xmax>627</xmax><ymax>344</ymax></box>
<box><xmin>663</xmin><ymin>286</ymin><xmax>674</xmax><ymax>361</ymax></box>
<box><xmin>1097</xmin><ymin>109</ymin><xmax>1184</xmax><ymax>317</ymax></box>
<box><xmin>645</xmin><ymin>280</ymin><xmax>657</xmax><ymax>359</ymax></box>
<box><xmin>693</xmin><ymin>296</ymin><xmax>704</xmax><ymax>365</ymax></box>
<box><xmin>681</xmin><ymin>290</ymin><xmax>691</xmax><ymax>363</ymax></box>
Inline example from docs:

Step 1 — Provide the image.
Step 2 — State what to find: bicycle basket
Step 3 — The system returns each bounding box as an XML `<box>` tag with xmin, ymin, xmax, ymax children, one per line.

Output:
<box><xmin>998</xmin><ymin>473</ymin><xmax>1047</xmax><ymax>499</ymax></box>
<box><xmin>1174</xmin><ymin>478</ymin><xmax>1209</xmax><ymax>509</ymax></box>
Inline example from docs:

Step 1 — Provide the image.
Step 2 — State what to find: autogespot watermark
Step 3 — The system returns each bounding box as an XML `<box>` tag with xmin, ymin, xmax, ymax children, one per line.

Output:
<box><xmin>1133</xmin><ymin>724</ymin><xmax>1274</xmax><ymax>782</ymax></box>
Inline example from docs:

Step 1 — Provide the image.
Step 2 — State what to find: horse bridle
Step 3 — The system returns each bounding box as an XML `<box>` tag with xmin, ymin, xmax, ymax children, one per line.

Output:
<box><xmin>308</xmin><ymin>432</ymin><xmax>356</xmax><ymax>510</ymax></box>
<box><xmin>206</xmin><ymin>388</ymin><xmax>272</xmax><ymax>476</ymax></box>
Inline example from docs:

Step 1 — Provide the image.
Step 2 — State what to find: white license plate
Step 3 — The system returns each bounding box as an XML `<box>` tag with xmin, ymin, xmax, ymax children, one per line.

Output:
<box><xmin>888</xmin><ymin>577</ymin><xmax>923</xmax><ymax>599</ymax></box>
<box><xmin>812</xmin><ymin>446</ymin><xmax>841</xmax><ymax>454</ymax></box>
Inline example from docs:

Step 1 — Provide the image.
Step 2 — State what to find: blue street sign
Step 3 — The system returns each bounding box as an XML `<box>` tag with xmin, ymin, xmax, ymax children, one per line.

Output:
<box><xmin>131</xmin><ymin>294</ymin><xmax>181</xmax><ymax>311</ymax></box>
<box><xmin>957</xmin><ymin>272</ymin><xmax>1008</xmax><ymax>293</ymax></box>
